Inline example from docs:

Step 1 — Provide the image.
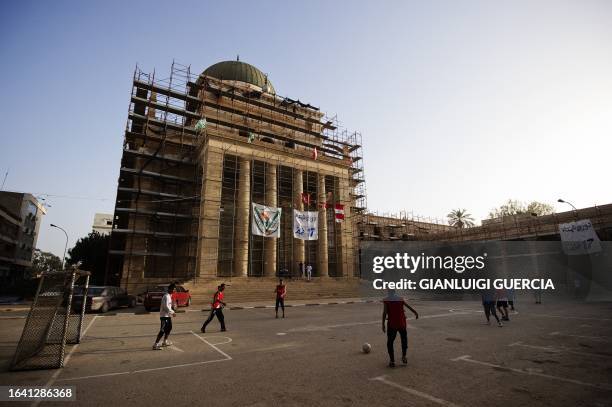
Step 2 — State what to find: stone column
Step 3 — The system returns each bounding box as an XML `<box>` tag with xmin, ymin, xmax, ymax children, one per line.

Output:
<box><xmin>317</xmin><ymin>174</ymin><xmax>329</xmax><ymax>277</ymax></box>
<box><xmin>197</xmin><ymin>147</ymin><xmax>223</xmax><ymax>278</ymax></box>
<box><xmin>336</xmin><ymin>174</ymin><xmax>354</xmax><ymax>278</ymax></box>
<box><xmin>293</xmin><ymin>169</ymin><xmax>305</xmax><ymax>275</ymax></box>
<box><xmin>234</xmin><ymin>157</ymin><xmax>251</xmax><ymax>277</ymax></box>
<box><xmin>264</xmin><ymin>163</ymin><xmax>277</xmax><ymax>277</ymax></box>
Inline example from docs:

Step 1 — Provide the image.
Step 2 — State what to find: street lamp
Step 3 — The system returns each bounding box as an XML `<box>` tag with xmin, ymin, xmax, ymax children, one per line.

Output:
<box><xmin>557</xmin><ymin>198</ymin><xmax>577</xmax><ymax>211</ymax></box>
<box><xmin>50</xmin><ymin>224</ymin><xmax>68</xmax><ymax>269</ymax></box>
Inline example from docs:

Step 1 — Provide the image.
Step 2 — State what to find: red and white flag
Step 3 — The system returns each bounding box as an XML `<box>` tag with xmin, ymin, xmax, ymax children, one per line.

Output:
<box><xmin>312</xmin><ymin>146</ymin><xmax>318</xmax><ymax>160</ymax></box>
<box><xmin>334</xmin><ymin>204</ymin><xmax>345</xmax><ymax>223</ymax></box>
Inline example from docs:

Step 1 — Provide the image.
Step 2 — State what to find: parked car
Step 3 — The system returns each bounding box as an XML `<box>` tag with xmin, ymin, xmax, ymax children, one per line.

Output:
<box><xmin>143</xmin><ymin>284</ymin><xmax>191</xmax><ymax>311</ymax></box>
<box><xmin>72</xmin><ymin>286</ymin><xmax>136</xmax><ymax>313</ymax></box>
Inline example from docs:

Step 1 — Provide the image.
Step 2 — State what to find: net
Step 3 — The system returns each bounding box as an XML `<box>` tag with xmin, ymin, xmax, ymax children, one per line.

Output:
<box><xmin>9</xmin><ymin>267</ymin><xmax>90</xmax><ymax>371</ymax></box>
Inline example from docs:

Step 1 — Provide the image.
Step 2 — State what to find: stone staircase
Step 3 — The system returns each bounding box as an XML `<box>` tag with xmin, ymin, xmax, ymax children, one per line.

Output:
<box><xmin>183</xmin><ymin>277</ymin><xmax>362</xmax><ymax>305</ymax></box>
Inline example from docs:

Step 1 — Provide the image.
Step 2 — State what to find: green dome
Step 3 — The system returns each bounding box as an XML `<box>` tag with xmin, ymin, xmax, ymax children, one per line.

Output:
<box><xmin>202</xmin><ymin>60</ymin><xmax>275</xmax><ymax>93</ymax></box>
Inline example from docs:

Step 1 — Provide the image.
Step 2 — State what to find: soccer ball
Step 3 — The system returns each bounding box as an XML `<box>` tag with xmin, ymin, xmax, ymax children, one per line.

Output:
<box><xmin>362</xmin><ymin>343</ymin><xmax>371</xmax><ymax>354</ymax></box>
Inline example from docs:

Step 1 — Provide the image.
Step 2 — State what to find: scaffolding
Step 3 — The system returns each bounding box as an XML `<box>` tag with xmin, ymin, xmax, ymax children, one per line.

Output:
<box><xmin>109</xmin><ymin>61</ymin><xmax>368</xmax><ymax>290</ymax></box>
<box><xmin>107</xmin><ymin>61</ymin><xmax>201</xmax><ymax>289</ymax></box>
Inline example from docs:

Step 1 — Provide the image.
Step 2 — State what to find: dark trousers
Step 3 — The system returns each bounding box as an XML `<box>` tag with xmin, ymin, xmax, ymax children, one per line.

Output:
<box><xmin>275</xmin><ymin>297</ymin><xmax>285</xmax><ymax>314</ymax></box>
<box><xmin>482</xmin><ymin>301</ymin><xmax>500</xmax><ymax>323</ymax></box>
<box><xmin>155</xmin><ymin>317</ymin><xmax>172</xmax><ymax>343</ymax></box>
<box><xmin>386</xmin><ymin>326</ymin><xmax>408</xmax><ymax>362</ymax></box>
<box><xmin>202</xmin><ymin>308</ymin><xmax>225</xmax><ymax>331</ymax></box>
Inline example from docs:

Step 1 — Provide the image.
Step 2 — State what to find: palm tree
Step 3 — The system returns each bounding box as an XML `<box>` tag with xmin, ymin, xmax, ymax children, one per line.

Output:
<box><xmin>447</xmin><ymin>209</ymin><xmax>475</xmax><ymax>228</ymax></box>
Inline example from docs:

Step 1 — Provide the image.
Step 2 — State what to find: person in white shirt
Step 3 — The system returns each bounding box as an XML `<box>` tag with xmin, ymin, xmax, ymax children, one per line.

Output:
<box><xmin>306</xmin><ymin>264</ymin><xmax>313</xmax><ymax>281</ymax></box>
<box><xmin>152</xmin><ymin>283</ymin><xmax>176</xmax><ymax>350</ymax></box>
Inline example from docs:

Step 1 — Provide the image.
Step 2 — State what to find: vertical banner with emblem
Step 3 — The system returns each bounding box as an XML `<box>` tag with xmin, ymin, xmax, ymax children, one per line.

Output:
<box><xmin>252</xmin><ymin>203</ymin><xmax>282</xmax><ymax>238</ymax></box>
<box><xmin>293</xmin><ymin>210</ymin><xmax>318</xmax><ymax>240</ymax></box>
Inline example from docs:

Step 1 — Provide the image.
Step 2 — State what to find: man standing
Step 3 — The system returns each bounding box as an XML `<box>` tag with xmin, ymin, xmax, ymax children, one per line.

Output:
<box><xmin>306</xmin><ymin>263</ymin><xmax>313</xmax><ymax>281</ymax></box>
<box><xmin>201</xmin><ymin>283</ymin><xmax>227</xmax><ymax>333</ymax></box>
<box><xmin>382</xmin><ymin>289</ymin><xmax>418</xmax><ymax>367</ymax></box>
<box><xmin>275</xmin><ymin>279</ymin><xmax>287</xmax><ymax>318</ymax></box>
<box><xmin>482</xmin><ymin>288</ymin><xmax>503</xmax><ymax>327</ymax></box>
<box><xmin>152</xmin><ymin>283</ymin><xmax>176</xmax><ymax>350</ymax></box>
<box><xmin>496</xmin><ymin>288</ymin><xmax>510</xmax><ymax>321</ymax></box>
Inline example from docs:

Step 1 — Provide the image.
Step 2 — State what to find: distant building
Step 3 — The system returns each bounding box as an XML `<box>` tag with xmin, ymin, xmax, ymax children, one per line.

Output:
<box><xmin>92</xmin><ymin>213</ymin><xmax>113</xmax><ymax>235</ymax></box>
<box><xmin>0</xmin><ymin>192</ymin><xmax>46</xmax><ymax>292</ymax></box>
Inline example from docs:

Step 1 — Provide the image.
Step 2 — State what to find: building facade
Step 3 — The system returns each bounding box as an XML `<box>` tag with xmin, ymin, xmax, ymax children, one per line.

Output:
<box><xmin>0</xmin><ymin>192</ymin><xmax>46</xmax><ymax>293</ymax></box>
<box><xmin>92</xmin><ymin>213</ymin><xmax>113</xmax><ymax>235</ymax></box>
<box><xmin>109</xmin><ymin>61</ymin><xmax>366</xmax><ymax>291</ymax></box>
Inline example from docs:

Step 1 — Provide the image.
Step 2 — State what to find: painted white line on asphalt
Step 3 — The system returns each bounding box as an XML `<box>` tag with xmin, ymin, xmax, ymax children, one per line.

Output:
<box><xmin>169</xmin><ymin>345</ymin><xmax>184</xmax><ymax>352</ymax></box>
<box><xmin>449</xmin><ymin>308</ymin><xmax>482</xmax><ymax>314</ymax></box>
<box><xmin>549</xmin><ymin>332</ymin><xmax>611</xmax><ymax>341</ymax></box>
<box><xmin>204</xmin><ymin>336</ymin><xmax>233</xmax><ymax>346</ymax></box>
<box><xmin>451</xmin><ymin>355</ymin><xmax>612</xmax><ymax>390</ymax></box>
<box><xmin>509</xmin><ymin>341</ymin><xmax>612</xmax><ymax>358</ymax></box>
<box><xmin>252</xmin><ymin>342</ymin><xmax>301</xmax><ymax>353</ymax></box>
<box><xmin>370</xmin><ymin>375</ymin><xmax>461</xmax><ymax>407</ymax></box>
<box><xmin>33</xmin><ymin>315</ymin><xmax>98</xmax><ymax>406</ymax></box>
<box><xmin>60</xmin><ymin>371</ymin><xmax>131</xmax><ymax>381</ymax></box>
<box><xmin>288</xmin><ymin>312</ymin><xmax>470</xmax><ymax>332</ymax></box>
<box><xmin>276</xmin><ymin>332</ymin><xmax>287</xmax><ymax>336</ymax></box>
<box><xmin>531</xmin><ymin>314</ymin><xmax>612</xmax><ymax>322</ymax></box>
<box><xmin>60</xmin><ymin>335</ymin><xmax>232</xmax><ymax>382</ymax></box>
<box><xmin>133</xmin><ymin>357</ymin><xmax>228</xmax><ymax>374</ymax></box>
<box><xmin>191</xmin><ymin>331</ymin><xmax>232</xmax><ymax>360</ymax></box>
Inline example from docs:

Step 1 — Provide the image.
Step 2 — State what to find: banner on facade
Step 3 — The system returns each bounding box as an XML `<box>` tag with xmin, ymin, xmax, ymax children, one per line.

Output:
<box><xmin>252</xmin><ymin>203</ymin><xmax>282</xmax><ymax>238</ymax></box>
<box><xmin>335</xmin><ymin>204</ymin><xmax>345</xmax><ymax>223</ymax></box>
<box><xmin>559</xmin><ymin>219</ymin><xmax>601</xmax><ymax>255</ymax></box>
<box><xmin>293</xmin><ymin>209</ymin><xmax>318</xmax><ymax>240</ymax></box>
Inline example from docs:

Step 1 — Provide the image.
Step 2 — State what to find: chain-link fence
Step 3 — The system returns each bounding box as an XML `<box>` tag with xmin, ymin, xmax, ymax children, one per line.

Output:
<box><xmin>10</xmin><ymin>268</ymin><xmax>90</xmax><ymax>371</ymax></box>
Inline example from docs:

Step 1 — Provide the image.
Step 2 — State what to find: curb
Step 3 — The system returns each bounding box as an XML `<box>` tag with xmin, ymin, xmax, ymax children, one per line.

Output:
<box><xmin>2</xmin><ymin>298</ymin><xmax>383</xmax><ymax>318</ymax></box>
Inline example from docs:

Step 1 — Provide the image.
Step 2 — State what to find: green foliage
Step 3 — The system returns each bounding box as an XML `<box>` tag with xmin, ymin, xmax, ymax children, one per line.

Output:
<box><xmin>488</xmin><ymin>199</ymin><xmax>555</xmax><ymax>219</ymax></box>
<box><xmin>66</xmin><ymin>231</ymin><xmax>109</xmax><ymax>285</ymax></box>
<box><xmin>30</xmin><ymin>249</ymin><xmax>63</xmax><ymax>277</ymax></box>
<box><xmin>447</xmin><ymin>209</ymin><xmax>475</xmax><ymax>228</ymax></box>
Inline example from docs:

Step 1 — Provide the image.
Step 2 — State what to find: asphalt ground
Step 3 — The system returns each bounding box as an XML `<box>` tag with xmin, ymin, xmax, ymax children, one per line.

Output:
<box><xmin>1</xmin><ymin>299</ymin><xmax>611</xmax><ymax>407</ymax></box>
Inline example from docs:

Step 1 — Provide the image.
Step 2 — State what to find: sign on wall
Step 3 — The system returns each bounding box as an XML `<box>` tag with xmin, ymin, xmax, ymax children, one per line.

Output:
<box><xmin>252</xmin><ymin>203</ymin><xmax>282</xmax><ymax>238</ymax></box>
<box><xmin>559</xmin><ymin>219</ymin><xmax>601</xmax><ymax>255</ymax></box>
<box><xmin>293</xmin><ymin>210</ymin><xmax>318</xmax><ymax>240</ymax></box>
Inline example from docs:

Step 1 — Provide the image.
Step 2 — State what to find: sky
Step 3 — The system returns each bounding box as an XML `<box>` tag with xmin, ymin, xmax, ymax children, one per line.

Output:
<box><xmin>1</xmin><ymin>0</ymin><xmax>611</xmax><ymax>258</ymax></box>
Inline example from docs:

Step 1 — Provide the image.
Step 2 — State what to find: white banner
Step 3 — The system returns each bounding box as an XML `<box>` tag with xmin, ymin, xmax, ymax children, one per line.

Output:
<box><xmin>252</xmin><ymin>203</ymin><xmax>281</xmax><ymax>238</ymax></box>
<box><xmin>293</xmin><ymin>209</ymin><xmax>318</xmax><ymax>240</ymax></box>
<box><xmin>559</xmin><ymin>219</ymin><xmax>601</xmax><ymax>255</ymax></box>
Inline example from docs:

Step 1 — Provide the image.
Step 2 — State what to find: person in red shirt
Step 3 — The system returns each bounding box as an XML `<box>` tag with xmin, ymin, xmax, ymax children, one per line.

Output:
<box><xmin>382</xmin><ymin>289</ymin><xmax>418</xmax><ymax>367</ymax></box>
<box><xmin>201</xmin><ymin>284</ymin><xmax>227</xmax><ymax>333</ymax></box>
<box><xmin>274</xmin><ymin>279</ymin><xmax>287</xmax><ymax>318</ymax></box>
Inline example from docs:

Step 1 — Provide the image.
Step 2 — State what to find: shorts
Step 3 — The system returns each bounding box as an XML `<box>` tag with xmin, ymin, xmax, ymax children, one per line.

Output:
<box><xmin>497</xmin><ymin>300</ymin><xmax>508</xmax><ymax>308</ymax></box>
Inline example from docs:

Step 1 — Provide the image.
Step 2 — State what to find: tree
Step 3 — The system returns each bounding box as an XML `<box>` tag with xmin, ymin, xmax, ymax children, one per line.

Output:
<box><xmin>488</xmin><ymin>199</ymin><xmax>555</xmax><ymax>219</ymax></box>
<box><xmin>66</xmin><ymin>231</ymin><xmax>110</xmax><ymax>285</ymax></box>
<box><xmin>447</xmin><ymin>209</ymin><xmax>475</xmax><ymax>228</ymax></box>
<box><xmin>30</xmin><ymin>249</ymin><xmax>63</xmax><ymax>277</ymax></box>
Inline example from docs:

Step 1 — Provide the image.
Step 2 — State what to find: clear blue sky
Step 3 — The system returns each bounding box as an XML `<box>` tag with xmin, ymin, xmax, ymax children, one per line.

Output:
<box><xmin>1</xmin><ymin>1</ymin><xmax>611</xmax><ymax>257</ymax></box>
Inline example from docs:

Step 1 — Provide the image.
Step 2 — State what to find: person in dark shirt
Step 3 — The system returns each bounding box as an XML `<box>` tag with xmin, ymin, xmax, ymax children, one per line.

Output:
<box><xmin>274</xmin><ymin>279</ymin><xmax>287</xmax><ymax>318</ymax></box>
<box><xmin>382</xmin><ymin>289</ymin><xmax>418</xmax><ymax>368</ymax></box>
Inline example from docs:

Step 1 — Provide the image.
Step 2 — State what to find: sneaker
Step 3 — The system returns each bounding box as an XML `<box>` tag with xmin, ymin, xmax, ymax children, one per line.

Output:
<box><xmin>389</xmin><ymin>361</ymin><xmax>395</xmax><ymax>368</ymax></box>
<box><xmin>402</xmin><ymin>356</ymin><xmax>407</xmax><ymax>365</ymax></box>
<box><xmin>152</xmin><ymin>343</ymin><xmax>162</xmax><ymax>350</ymax></box>
<box><xmin>162</xmin><ymin>340</ymin><xmax>173</xmax><ymax>347</ymax></box>
<box><xmin>498</xmin><ymin>321</ymin><xmax>503</xmax><ymax>327</ymax></box>
<box><xmin>486</xmin><ymin>320</ymin><xmax>491</xmax><ymax>325</ymax></box>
